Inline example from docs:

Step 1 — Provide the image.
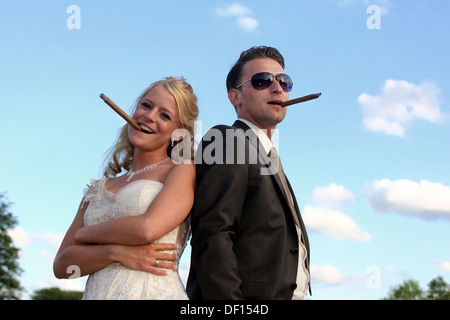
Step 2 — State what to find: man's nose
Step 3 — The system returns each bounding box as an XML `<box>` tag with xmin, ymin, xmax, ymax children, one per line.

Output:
<box><xmin>270</xmin><ymin>78</ymin><xmax>283</xmax><ymax>93</ymax></box>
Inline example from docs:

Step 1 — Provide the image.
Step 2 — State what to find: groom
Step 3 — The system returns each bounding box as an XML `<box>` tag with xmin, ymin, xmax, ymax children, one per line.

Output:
<box><xmin>187</xmin><ymin>46</ymin><xmax>311</xmax><ymax>299</ymax></box>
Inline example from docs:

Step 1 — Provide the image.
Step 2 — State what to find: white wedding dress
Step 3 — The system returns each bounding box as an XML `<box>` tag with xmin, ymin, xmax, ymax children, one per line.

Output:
<box><xmin>81</xmin><ymin>177</ymin><xmax>190</xmax><ymax>300</ymax></box>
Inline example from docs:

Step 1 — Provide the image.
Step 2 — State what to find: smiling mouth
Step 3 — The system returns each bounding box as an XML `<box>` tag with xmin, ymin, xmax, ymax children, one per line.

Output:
<box><xmin>139</xmin><ymin>124</ymin><xmax>154</xmax><ymax>134</ymax></box>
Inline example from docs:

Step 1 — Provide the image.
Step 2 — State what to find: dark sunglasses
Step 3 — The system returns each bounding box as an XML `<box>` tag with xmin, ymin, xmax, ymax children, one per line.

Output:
<box><xmin>235</xmin><ymin>72</ymin><xmax>293</xmax><ymax>92</ymax></box>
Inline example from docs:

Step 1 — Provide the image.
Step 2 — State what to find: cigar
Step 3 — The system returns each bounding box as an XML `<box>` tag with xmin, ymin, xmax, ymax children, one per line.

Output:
<box><xmin>100</xmin><ymin>93</ymin><xmax>143</xmax><ymax>131</ymax></box>
<box><xmin>281</xmin><ymin>93</ymin><xmax>321</xmax><ymax>107</ymax></box>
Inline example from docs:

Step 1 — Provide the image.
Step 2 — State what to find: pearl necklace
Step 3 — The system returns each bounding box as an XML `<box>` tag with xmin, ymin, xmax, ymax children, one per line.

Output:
<box><xmin>126</xmin><ymin>157</ymin><xmax>170</xmax><ymax>181</ymax></box>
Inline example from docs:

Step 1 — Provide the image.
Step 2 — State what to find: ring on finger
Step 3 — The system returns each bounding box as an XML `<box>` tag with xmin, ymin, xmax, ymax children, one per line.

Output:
<box><xmin>155</xmin><ymin>259</ymin><xmax>159</xmax><ymax>267</ymax></box>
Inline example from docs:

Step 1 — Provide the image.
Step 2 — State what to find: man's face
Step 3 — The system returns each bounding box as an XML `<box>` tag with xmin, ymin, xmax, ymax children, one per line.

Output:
<box><xmin>230</xmin><ymin>58</ymin><xmax>289</xmax><ymax>131</ymax></box>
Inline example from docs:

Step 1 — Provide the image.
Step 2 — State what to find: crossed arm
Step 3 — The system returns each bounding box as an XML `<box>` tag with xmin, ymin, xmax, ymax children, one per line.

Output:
<box><xmin>53</xmin><ymin>162</ymin><xmax>195</xmax><ymax>279</ymax></box>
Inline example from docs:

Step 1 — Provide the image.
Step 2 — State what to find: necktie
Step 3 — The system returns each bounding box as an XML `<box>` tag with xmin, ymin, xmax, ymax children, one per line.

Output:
<box><xmin>269</xmin><ymin>147</ymin><xmax>300</xmax><ymax>228</ymax></box>
<box><xmin>277</xmin><ymin>158</ymin><xmax>301</xmax><ymax>228</ymax></box>
<box><xmin>269</xmin><ymin>147</ymin><xmax>311</xmax><ymax>296</ymax></box>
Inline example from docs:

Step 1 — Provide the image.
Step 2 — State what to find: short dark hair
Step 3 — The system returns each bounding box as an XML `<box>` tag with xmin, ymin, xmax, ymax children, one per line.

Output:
<box><xmin>226</xmin><ymin>46</ymin><xmax>285</xmax><ymax>92</ymax></box>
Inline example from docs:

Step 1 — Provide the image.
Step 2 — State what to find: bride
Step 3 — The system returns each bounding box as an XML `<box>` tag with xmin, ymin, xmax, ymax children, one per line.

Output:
<box><xmin>54</xmin><ymin>77</ymin><xmax>199</xmax><ymax>299</ymax></box>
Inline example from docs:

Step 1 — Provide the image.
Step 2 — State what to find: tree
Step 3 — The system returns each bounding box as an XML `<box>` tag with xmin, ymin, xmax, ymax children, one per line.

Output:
<box><xmin>31</xmin><ymin>287</ymin><xmax>83</xmax><ymax>300</ymax></box>
<box><xmin>0</xmin><ymin>193</ymin><xmax>23</xmax><ymax>300</ymax></box>
<box><xmin>384</xmin><ymin>276</ymin><xmax>450</xmax><ymax>300</ymax></box>
<box><xmin>427</xmin><ymin>276</ymin><xmax>450</xmax><ymax>300</ymax></box>
<box><xmin>384</xmin><ymin>279</ymin><xmax>425</xmax><ymax>300</ymax></box>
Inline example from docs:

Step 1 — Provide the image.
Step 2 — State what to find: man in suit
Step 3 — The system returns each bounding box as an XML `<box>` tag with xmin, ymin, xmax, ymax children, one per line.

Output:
<box><xmin>187</xmin><ymin>46</ymin><xmax>311</xmax><ymax>299</ymax></box>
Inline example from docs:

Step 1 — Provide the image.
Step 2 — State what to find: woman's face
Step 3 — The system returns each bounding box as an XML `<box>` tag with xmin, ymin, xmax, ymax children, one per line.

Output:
<box><xmin>128</xmin><ymin>85</ymin><xmax>181</xmax><ymax>154</ymax></box>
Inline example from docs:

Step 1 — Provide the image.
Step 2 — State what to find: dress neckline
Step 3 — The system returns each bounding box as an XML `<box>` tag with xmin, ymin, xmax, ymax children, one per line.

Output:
<box><xmin>102</xmin><ymin>177</ymin><xmax>163</xmax><ymax>196</ymax></box>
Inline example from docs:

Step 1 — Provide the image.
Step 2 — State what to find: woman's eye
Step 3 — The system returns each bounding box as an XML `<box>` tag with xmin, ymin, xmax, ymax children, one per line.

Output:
<box><xmin>161</xmin><ymin>113</ymin><xmax>171</xmax><ymax>120</ymax></box>
<box><xmin>140</xmin><ymin>102</ymin><xmax>171</xmax><ymax>120</ymax></box>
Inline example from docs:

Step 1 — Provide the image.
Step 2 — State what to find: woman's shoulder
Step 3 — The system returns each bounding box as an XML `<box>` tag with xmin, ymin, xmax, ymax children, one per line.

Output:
<box><xmin>167</xmin><ymin>159</ymin><xmax>195</xmax><ymax>173</ymax></box>
<box><xmin>85</xmin><ymin>176</ymin><xmax>107</xmax><ymax>191</ymax></box>
<box><xmin>164</xmin><ymin>160</ymin><xmax>195</xmax><ymax>182</ymax></box>
<box><xmin>82</xmin><ymin>176</ymin><xmax>114</xmax><ymax>205</ymax></box>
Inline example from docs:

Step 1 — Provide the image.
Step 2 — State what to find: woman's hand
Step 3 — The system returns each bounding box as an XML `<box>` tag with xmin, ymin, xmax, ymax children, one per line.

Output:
<box><xmin>110</xmin><ymin>242</ymin><xmax>179</xmax><ymax>276</ymax></box>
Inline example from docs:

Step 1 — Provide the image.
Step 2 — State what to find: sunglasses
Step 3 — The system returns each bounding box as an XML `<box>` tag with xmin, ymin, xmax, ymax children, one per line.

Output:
<box><xmin>235</xmin><ymin>72</ymin><xmax>293</xmax><ymax>92</ymax></box>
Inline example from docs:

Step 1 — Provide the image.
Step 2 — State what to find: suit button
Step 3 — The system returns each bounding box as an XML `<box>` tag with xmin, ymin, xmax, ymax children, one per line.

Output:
<box><xmin>290</xmin><ymin>248</ymin><xmax>298</xmax><ymax>255</ymax></box>
<box><xmin>291</xmin><ymin>283</ymin><xmax>297</xmax><ymax>291</ymax></box>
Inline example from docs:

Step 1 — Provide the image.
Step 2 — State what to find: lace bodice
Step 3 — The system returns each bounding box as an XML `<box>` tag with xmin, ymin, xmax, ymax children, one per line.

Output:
<box><xmin>81</xmin><ymin>177</ymin><xmax>190</xmax><ymax>300</ymax></box>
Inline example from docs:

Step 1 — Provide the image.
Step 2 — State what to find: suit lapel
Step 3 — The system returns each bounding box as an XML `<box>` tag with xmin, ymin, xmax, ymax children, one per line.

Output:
<box><xmin>232</xmin><ymin>120</ymin><xmax>292</xmax><ymax>213</ymax></box>
<box><xmin>285</xmin><ymin>175</ymin><xmax>309</xmax><ymax>248</ymax></box>
<box><xmin>232</xmin><ymin>120</ymin><xmax>308</xmax><ymax>243</ymax></box>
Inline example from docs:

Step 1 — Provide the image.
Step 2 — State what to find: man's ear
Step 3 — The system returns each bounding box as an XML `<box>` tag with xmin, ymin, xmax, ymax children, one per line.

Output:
<box><xmin>228</xmin><ymin>88</ymin><xmax>242</xmax><ymax>109</ymax></box>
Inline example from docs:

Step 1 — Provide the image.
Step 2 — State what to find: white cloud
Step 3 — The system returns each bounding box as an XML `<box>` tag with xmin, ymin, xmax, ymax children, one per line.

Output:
<box><xmin>54</xmin><ymin>278</ymin><xmax>85</xmax><ymax>292</ymax></box>
<box><xmin>32</xmin><ymin>232</ymin><xmax>65</xmax><ymax>249</ymax></box>
<box><xmin>8</xmin><ymin>228</ymin><xmax>65</xmax><ymax>262</ymax></box>
<box><xmin>310</xmin><ymin>264</ymin><xmax>365</xmax><ymax>286</ymax></box>
<box><xmin>310</xmin><ymin>264</ymin><xmax>343</xmax><ymax>284</ymax></box>
<box><xmin>40</xmin><ymin>250</ymin><xmax>56</xmax><ymax>260</ymax></box>
<box><xmin>8</xmin><ymin>227</ymin><xmax>29</xmax><ymax>249</ymax></box>
<box><xmin>365</xmin><ymin>179</ymin><xmax>450</xmax><ymax>220</ymax></box>
<box><xmin>305</xmin><ymin>183</ymin><xmax>371</xmax><ymax>241</ymax></box>
<box><xmin>384</xmin><ymin>264</ymin><xmax>411</xmax><ymax>278</ymax></box>
<box><xmin>236</xmin><ymin>16</ymin><xmax>258</xmax><ymax>32</ymax></box>
<box><xmin>439</xmin><ymin>261</ymin><xmax>450</xmax><ymax>272</ymax></box>
<box><xmin>303</xmin><ymin>205</ymin><xmax>372</xmax><ymax>242</ymax></box>
<box><xmin>214</xmin><ymin>3</ymin><xmax>258</xmax><ymax>33</ymax></box>
<box><xmin>358</xmin><ymin>79</ymin><xmax>445</xmax><ymax>137</ymax></box>
<box><xmin>215</xmin><ymin>3</ymin><xmax>252</xmax><ymax>17</ymax></box>
<box><xmin>8</xmin><ymin>227</ymin><xmax>64</xmax><ymax>251</ymax></box>
<box><xmin>313</xmin><ymin>183</ymin><xmax>357</xmax><ymax>209</ymax></box>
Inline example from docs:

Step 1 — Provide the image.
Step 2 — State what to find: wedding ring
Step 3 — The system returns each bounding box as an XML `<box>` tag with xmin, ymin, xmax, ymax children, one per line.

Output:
<box><xmin>155</xmin><ymin>259</ymin><xmax>159</xmax><ymax>267</ymax></box>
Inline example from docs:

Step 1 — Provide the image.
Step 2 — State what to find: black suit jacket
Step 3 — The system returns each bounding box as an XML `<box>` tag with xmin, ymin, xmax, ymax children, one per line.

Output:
<box><xmin>187</xmin><ymin>120</ymin><xmax>311</xmax><ymax>299</ymax></box>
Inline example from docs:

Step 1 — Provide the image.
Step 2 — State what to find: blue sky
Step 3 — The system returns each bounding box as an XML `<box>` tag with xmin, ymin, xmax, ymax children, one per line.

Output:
<box><xmin>1</xmin><ymin>0</ymin><xmax>449</xmax><ymax>300</ymax></box>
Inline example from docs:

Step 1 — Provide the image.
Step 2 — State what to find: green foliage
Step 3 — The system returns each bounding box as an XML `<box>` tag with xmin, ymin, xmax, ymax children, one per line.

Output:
<box><xmin>31</xmin><ymin>287</ymin><xmax>84</xmax><ymax>300</ymax></box>
<box><xmin>426</xmin><ymin>276</ymin><xmax>450</xmax><ymax>300</ymax></box>
<box><xmin>384</xmin><ymin>276</ymin><xmax>450</xmax><ymax>300</ymax></box>
<box><xmin>0</xmin><ymin>193</ymin><xmax>23</xmax><ymax>300</ymax></box>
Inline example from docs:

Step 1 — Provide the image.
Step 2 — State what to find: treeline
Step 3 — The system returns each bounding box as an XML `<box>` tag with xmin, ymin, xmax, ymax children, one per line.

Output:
<box><xmin>383</xmin><ymin>276</ymin><xmax>450</xmax><ymax>300</ymax></box>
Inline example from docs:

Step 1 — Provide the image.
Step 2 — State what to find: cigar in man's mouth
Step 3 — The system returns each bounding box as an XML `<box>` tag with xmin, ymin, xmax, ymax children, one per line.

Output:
<box><xmin>281</xmin><ymin>93</ymin><xmax>321</xmax><ymax>107</ymax></box>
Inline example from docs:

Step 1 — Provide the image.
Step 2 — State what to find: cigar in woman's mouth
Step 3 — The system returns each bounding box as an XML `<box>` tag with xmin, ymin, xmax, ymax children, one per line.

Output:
<box><xmin>99</xmin><ymin>93</ymin><xmax>152</xmax><ymax>134</ymax></box>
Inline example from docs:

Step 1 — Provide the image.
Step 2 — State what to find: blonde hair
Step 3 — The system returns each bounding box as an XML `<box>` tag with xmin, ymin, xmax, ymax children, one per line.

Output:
<box><xmin>103</xmin><ymin>77</ymin><xmax>199</xmax><ymax>177</ymax></box>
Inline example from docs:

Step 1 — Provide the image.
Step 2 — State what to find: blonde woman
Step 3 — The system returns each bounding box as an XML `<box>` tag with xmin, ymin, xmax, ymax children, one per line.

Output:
<box><xmin>54</xmin><ymin>77</ymin><xmax>199</xmax><ymax>299</ymax></box>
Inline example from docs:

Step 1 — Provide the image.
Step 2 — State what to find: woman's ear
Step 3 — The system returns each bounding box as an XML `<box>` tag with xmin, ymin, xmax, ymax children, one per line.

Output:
<box><xmin>171</xmin><ymin>128</ymin><xmax>189</xmax><ymax>142</ymax></box>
